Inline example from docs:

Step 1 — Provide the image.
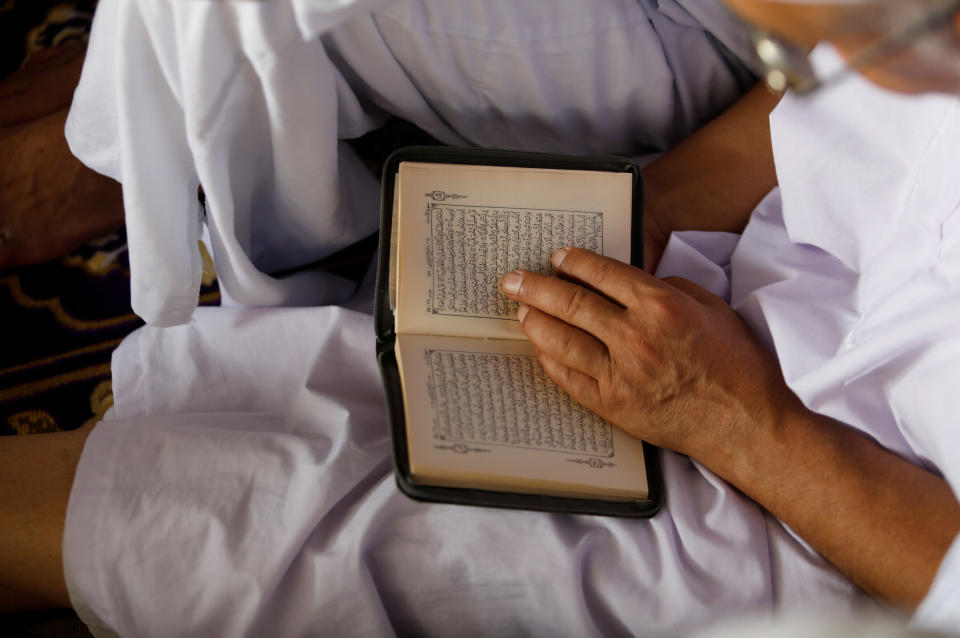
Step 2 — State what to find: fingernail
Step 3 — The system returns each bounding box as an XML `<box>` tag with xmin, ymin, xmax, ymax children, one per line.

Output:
<box><xmin>501</xmin><ymin>271</ymin><xmax>522</xmax><ymax>295</ymax></box>
<box><xmin>517</xmin><ymin>303</ymin><xmax>529</xmax><ymax>323</ymax></box>
<box><xmin>552</xmin><ymin>247</ymin><xmax>571</xmax><ymax>269</ymax></box>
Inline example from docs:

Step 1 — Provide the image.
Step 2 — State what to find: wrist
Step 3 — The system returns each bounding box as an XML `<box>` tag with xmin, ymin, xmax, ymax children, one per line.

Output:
<box><xmin>693</xmin><ymin>381</ymin><xmax>812</xmax><ymax>495</ymax></box>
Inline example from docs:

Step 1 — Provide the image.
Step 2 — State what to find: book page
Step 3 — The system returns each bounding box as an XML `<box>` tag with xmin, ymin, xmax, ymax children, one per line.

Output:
<box><xmin>388</xmin><ymin>176</ymin><xmax>400</xmax><ymax>311</ymax></box>
<box><xmin>395</xmin><ymin>162</ymin><xmax>633</xmax><ymax>340</ymax></box>
<box><xmin>396</xmin><ymin>333</ymin><xmax>649</xmax><ymax>501</ymax></box>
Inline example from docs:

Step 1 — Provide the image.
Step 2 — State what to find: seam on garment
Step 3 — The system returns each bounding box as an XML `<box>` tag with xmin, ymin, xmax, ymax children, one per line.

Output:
<box><xmin>902</xmin><ymin>100</ymin><xmax>958</xmax><ymax>230</ymax></box>
<box><xmin>936</xmin><ymin>203</ymin><xmax>960</xmax><ymax>263</ymax></box>
<box><xmin>856</xmin><ymin>101</ymin><xmax>958</xmax><ymax>327</ymax></box>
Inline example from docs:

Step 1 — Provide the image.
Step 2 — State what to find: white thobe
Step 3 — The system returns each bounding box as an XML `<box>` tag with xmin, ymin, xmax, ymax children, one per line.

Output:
<box><xmin>65</xmin><ymin>0</ymin><xmax>755</xmax><ymax>326</ymax></box>
<box><xmin>62</xmin><ymin>2</ymin><xmax>960</xmax><ymax>637</ymax></box>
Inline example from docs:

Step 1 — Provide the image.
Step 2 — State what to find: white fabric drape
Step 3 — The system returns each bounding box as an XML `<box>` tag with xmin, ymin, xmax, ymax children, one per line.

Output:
<box><xmin>62</xmin><ymin>1</ymin><xmax>960</xmax><ymax>634</ymax></box>
<box><xmin>65</xmin><ymin>0</ymin><xmax>754</xmax><ymax>326</ymax></box>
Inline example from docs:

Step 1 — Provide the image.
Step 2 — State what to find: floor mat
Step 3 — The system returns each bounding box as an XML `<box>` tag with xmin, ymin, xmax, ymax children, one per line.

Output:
<box><xmin>0</xmin><ymin>228</ymin><xmax>220</xmax><ymax>435</ymax></box>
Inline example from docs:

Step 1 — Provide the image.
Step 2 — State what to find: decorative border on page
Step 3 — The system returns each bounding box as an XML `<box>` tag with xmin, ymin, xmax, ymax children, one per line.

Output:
<box><xmin>566</xmin><ymin>458</ymin><xmax>616</xmax><ymax>469</ymax></box>
<box><xmin>434</xmin><ymin>444</ymin><xmax>491</xmax><ymax>454</ymax></box>
<box><xmin>426</xmin><ymin>190</ymin><xmax>467</xmax><ymax>202</ymax></box>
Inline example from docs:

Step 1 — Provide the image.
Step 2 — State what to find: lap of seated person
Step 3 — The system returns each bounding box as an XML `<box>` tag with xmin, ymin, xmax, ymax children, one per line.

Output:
<box><xmin>3</xmin><ymin>0</ymin><xmax>960</xmax><ymax>636</ymax></box>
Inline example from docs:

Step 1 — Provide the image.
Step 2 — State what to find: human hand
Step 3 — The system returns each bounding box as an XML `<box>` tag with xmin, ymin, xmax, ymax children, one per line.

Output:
<box><xmin>503</xmin><ymin>248</ymin><xmax>960</xmax><ymax>610</ymax></box>
<box><xmin>500</xmin><ymin>247</ymin><xmax>802</xmax><ymax>467</ymax></box>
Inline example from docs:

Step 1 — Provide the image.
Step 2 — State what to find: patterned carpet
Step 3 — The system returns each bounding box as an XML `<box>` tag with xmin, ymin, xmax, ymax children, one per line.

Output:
<box><xmin>0</xmin><ymin>229</ymin><xmax>220</xmax><ymax>436</ymax></box>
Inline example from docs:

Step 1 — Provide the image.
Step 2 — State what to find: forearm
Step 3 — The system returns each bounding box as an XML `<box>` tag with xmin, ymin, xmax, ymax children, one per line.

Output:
<box><xmin>644</xmin><ymin>84</ymin><xmax>780</xmax><ymax>250</ymax></box>
<box><xmin>712</xmin><ymin>401</ymin><xmax>960</xmax><ymax>609</ymax></box>
<box><xmin>502</xmin><ymin>249</ymin><xmax>960</xmax><ymax>610</ymax></box>
<box><xmin>641</xmin><ymin>86</ymin><xmax>958</xmax><ymax>607</ymax></box>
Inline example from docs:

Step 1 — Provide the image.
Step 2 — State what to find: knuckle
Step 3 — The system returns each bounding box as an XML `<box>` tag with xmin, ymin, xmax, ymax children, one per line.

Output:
<box><xmin>554</xmin><ymin>363</ymin><xmax>573</xmax><ymax>386</ymax></box>
<box><xmin>540</xmin><ymin>352</ymin><xmax>569</xmax><ymax>383</ymax></box>
<box><xmin>552</xmin><ymin>327</ymin><xmax>578</xmax><ymax>357</ymax></box>
<box><xmin>660</xmin><ymin>276</ymin><xmax>687</xmax><ymax>288</ymax></box>
<box><xmin>602</xmin><ymin>385</ymin><xmax>627</xmax><ymax>415</ymax></box>
<box><xmin>561</xmin><ymin>286</ymin><xmax>590</xmax><ymax>319</ymax></box>
<box><xmin>642</xmin><ymin>292</ymin><xmax>680</xmax><ymax>325</ymax></box>
<box><xmin>603</xmin><ymin>361</ymin><xmax>639</xmax><ymax>413</ymax></box>
<box><xmin>588</xmin><ymin>259</ymin><xmax>616</xmax><ymax>288</ymax></box>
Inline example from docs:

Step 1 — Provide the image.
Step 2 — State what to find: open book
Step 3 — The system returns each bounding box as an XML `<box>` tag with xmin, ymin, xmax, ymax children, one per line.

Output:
<box><xmin>375</xmin><ymin>147</ymin><xmax>662</xmax><ymax>517</ymax></box>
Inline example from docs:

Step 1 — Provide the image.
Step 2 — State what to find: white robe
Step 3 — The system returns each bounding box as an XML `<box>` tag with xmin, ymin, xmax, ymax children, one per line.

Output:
<box><xmin>63</xmin><ymin>2</ymin><xmax>960</xmax><ymax>636</ymax></box>
<box><xmin>65</xmin><ymin>0</ymin><xmax>755</xmax><ymax>326</ymax></box>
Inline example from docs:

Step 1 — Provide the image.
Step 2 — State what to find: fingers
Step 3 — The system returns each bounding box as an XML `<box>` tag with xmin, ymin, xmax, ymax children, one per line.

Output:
<box><xmin>501</xmin><ymin>247</ymin><xmax>694</xmax><ymax>341</ymax></box>
<box><xmin>537</xmin><ymin>350</ymin><xmax>604</xmax><ymax>416</ymax></box>
<box><xmin>502</xmin><ymin>268</ymin><xmax>624</xmax><ymax>341</ymax></box>
<box><xmin>518</xmin><ymin>303</ymin><xmax>609</xmax><ymax>379</ymax></box>
<box><xmin>550</xmin><ymin>246</ymin><xmax>669</xmax><ymax>307</ymax></box>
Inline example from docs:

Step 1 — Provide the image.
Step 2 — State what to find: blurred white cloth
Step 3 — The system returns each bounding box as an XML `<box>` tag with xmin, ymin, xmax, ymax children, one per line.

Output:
<box><xmin>62</xmin><ymin>7</ymin><xmax>960</xmax><ymax>637</ymax></box>
<box><xmin>65</xmin><ymin>0</ymin><xmax>754</xmax><ymax>326</ymax></box>
<box><xmin>65</xmin><ymin>0</ymin><xmax>386</xmax><ymax>325</ymax></box>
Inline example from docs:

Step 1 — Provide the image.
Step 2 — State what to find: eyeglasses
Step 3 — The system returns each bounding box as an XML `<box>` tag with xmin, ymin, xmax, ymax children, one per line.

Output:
<box><xmin>745</xmin><ymin>0</ymin><xmax>960</xmax><ymax>95</ymax></box>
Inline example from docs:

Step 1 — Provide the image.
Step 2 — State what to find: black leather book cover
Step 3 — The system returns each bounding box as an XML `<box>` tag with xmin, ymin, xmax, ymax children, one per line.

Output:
<box><xmin>375</xmin><ymin>146</ymin><xmax>662</xmax><ymax>518</ymax></box>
